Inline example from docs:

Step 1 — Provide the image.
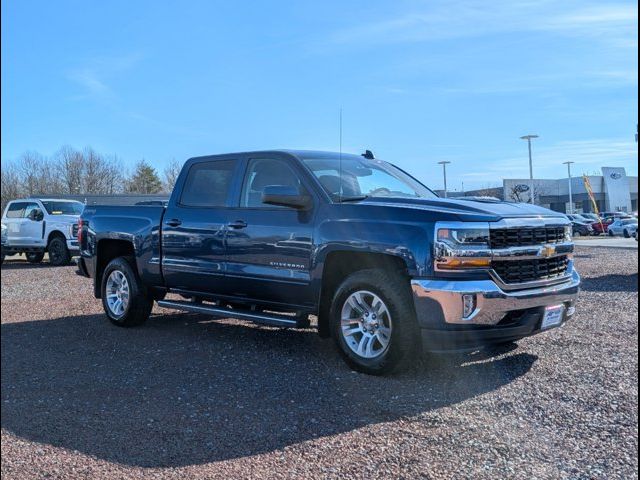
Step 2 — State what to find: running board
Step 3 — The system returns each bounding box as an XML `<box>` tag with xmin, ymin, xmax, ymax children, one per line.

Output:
<box><xmin>156</xmin><ymin>300</ymin><xmax>301</xmax><ymax>328</ymax></box>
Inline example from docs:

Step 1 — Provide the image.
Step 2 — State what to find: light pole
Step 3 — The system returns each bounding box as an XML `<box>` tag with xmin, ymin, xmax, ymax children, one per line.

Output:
<box><xmin>438</xmin><ymin>161</ymin><xmax>451</xmax><ymax>198</ymax></box>
<box><xmin>563</xmin><ymin>161</ymin><xmax>575</xmax><ymax>214</ymax></box>
<box><xmin>520</xmin><ymin>134</ymin><xmax>539</xmax><ymax>204</ymax></box>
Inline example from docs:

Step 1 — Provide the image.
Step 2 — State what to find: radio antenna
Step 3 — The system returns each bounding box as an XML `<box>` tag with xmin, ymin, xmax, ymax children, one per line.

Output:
<box><xmin>339</xmin><ymin>108</ymin><xmax>343</xmax><ymax>202</ymax></box>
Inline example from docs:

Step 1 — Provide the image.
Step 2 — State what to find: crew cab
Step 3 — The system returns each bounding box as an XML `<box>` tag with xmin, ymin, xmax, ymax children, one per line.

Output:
<box><xmin>1</xmin><ymin>198</ymin><xmax>83</xmax><ymax>265</ymax></box>
<box><xmin>77</xmin><ymin>150</ymin><xmax>580</xmax><ymax>374</ymax></box>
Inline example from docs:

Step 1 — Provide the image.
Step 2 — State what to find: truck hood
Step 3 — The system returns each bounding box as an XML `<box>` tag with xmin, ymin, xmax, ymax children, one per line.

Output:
<box><xmin>359</xmin><ymin>197</ymin><xmax>567</xmax><ymax>221</ymax></box>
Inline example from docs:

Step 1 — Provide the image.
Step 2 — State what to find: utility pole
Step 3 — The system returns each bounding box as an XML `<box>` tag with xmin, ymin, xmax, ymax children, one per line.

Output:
<box><xmin>520</xmin><ymin>134</ymin><xmax>539</xmax><ymax>204</ymax></box>
<box><xmin>563</xmin><ymin>161</ymin><xmax>575</xmax><ymax>214</ymax></box>
<box><xmin>438</xmin><ymin>161</ymin><xmax>451</xmax><ymax>198</ymax></box>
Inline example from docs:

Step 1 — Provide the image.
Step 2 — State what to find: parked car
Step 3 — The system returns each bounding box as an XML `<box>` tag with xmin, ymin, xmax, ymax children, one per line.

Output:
<box><xmin>601</xmin><ymin>211</ymin><xmax>633</xmax><ymax>220</ymax></box>
<box><xmin>607</xmin><ymin>218</ymin><xmax>638</xmax><ymax>238</ymax></box>
<box><xmin>1</xmin><ymin>198</ymin><xmax>83</xmax><ymax>265</ymax></box>
<box><xmin>77</xmin><ymin>150</ymin><xmax>580</xmax><ymax>375</ymax></box>
<box><xmin>566</xmin><ymin>215</ymin><xmax>594</xmax><ymax>237</ymax></box>
<box><xmin>567</xmin><ymin>213</ymin><xmax>608</xmax><ymax>235</ymax></box>
<box><xmin>580</xmin><ymin>213</ymin><xmax>600</xmax><ymax>222</ymax></box>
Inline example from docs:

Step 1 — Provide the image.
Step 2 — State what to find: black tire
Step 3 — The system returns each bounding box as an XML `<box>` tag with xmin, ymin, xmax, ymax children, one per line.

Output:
<box><xmin>48</xmin><ymin>237</ymin><xmax>71</xmax><ymax>266</ymax></box>
<box><xmin>26</xmin><ymin>252</ymin><xmax>45</xmax><ymax>264</ymax></box>
<box><xmin>330</xmin><ymin>269</ymin><xmax>420</xmax><ymax>375</ymax></box>
<box><xmin>101</xmin><ymin>257</ymin><xmax>153</xmax><ymax>327</ymax></box>
<box><xmin>1</xmin><ymin>254</ymin><xmax>4</xmax><ymax>265</ymax></box>
<box><xmin>609</xmin><ymin>230</ymin><xmax>614</xmax><ymax>237</ymax></box>
<box><xmin>623</xmin><ymin>229</ymin><xmax>630</xmax><ymax>238</ymax></box>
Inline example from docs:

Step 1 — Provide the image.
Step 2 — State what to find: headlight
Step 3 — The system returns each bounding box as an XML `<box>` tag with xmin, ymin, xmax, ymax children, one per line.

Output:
<box><xmin>437</xmin><ymin>228</ymin><xmax>490</xmax><ymax>246</ymax></box>
<box><xmin>434</xmin><ymin>225</ymin><xmax>491</xmax><ymax>270</ymax></box>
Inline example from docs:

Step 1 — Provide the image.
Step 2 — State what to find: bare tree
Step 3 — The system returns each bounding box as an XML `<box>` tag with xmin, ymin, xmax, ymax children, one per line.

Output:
<box><xmin>1</xmin><ymin>161</ymin><xmax>22</xmax><ymax>213</ymax></box>
<box><xmin>163</xmin><ymin>159</ymin><xmax>182</xmax><ymax>193</ymax></box>
<box><xmin>55</xmin><ymin>145</ymin><xmax>84</xmax><ymax>194</ymax></box>
<box><xmin>18</xmin><ymin>151</ymin><xmax>46</xmax><ymax>196</ymax></box>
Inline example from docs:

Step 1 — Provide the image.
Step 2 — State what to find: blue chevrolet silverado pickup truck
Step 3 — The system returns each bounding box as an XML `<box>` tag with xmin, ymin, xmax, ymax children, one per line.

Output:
<box><xmin>77</xmin><ymin>150</ymin><xmax>580</xmax><ymax>374</ymax></box>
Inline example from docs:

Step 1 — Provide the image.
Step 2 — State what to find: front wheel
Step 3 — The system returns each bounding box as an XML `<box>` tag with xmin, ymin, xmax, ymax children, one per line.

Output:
<box><xmin>48</xmin><ymin>237</ymin><xmax>70</xmax><ymax>266</ymax></box>
<box><xmin>330</xmin><ymin>269</ymin><xmax>420</xmax><ymax>375</ymax></box>
<box><xmin>26</xmin><ymin>252</ymin><xmax>45</xmax><ymax>264</ymax></box>
<box><xmin>573</xmin><ymin>230</ymin><xmax>581</xmax><ymax>238</ymax></box>
<box><xmin>609</xmin><ymin>230</ymin><xmax>614</xmax><ymax>237</ymax></box>
<box><xmin>101</xmin><ymin>257</ymin><xmax>153</xmax><ymax>327</ymax></box>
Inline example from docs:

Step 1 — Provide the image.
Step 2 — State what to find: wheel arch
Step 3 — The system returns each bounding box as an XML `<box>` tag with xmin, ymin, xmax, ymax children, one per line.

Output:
<box><xmin>46</xmin><ymin>229</ymin><xmax>67</xmax><ymax>246</ymax></box>
<box><xmin>94</xmin><ymin>239</ymin><xmax>136</xmax><ymax>298</ymax></box>
<box><xmin>316</xmin><ymin>250</ymin><xmax>410</xmax><ymax>338</ymax></box>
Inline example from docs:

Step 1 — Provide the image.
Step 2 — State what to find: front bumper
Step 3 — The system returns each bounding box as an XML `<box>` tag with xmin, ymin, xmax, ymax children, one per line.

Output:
<box><xmin>67</xmin><ymin>239</ymin><xmax>80</xmax><ymax>252</ymax></box>
<box><xmin>411</xmin><ymin>268</ymin><xmax>580</xmax><ymax>351</ymax></box>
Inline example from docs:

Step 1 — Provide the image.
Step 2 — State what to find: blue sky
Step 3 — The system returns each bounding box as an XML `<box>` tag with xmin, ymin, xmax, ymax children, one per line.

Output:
<box><xmin>2</xmin><ymin>0</ymin><xmax>637</xmax><ymax>191</ymax></box>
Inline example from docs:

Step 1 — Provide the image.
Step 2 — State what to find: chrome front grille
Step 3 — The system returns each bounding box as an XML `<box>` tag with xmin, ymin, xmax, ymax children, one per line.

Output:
<box><xmin>490</xmin><ymin>226</ymin><xmax>566</xmax><ymax>249</ymax></box>
<box><xmin>492</xmin><ymin>255</ymin><xmax>570</xmax><ymax>285</ymax></box>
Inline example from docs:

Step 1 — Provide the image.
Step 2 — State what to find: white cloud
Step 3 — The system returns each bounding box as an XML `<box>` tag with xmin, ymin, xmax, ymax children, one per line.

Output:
<box><xmin>459</xmin><ymin>138</ymin><xmax>638</xmax><ymax>184</ymax></box>
<box><xmin>67</xmin><ymin>52</ymin><xmax>143</xmax><ymax>100</ymax></box>
<box><xmin>325</xmin><ymin>1</ymin><xmax>637</xmax><ymax>47</ymax></box>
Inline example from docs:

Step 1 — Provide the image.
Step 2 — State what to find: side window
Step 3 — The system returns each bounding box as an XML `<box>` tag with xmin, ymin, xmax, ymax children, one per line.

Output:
<box><xmin>22</xmin><ymin>203</ymin><xmax>40</xmax><ymax>219</ymax></box>
<box><xmin>179</xmin><ymin>160</ymin><xmax>237</xmax><ymax>207</ymax></box>
<box><xmin>240</xmin><ymin>158</ymin><xmax>301</xmax><ymax>208</ymax></box>
<box><xmin>5</xmin><ymin>202</ymin><xmax>27</xmax><ymax>218</ymax></box>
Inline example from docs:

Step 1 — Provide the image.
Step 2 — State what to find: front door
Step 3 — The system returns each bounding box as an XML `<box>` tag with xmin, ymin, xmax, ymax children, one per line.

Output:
<box><xmin>21</xmin><ymin>202</ymin><xmax>45</xmax><ymax>246</ymax></box>
<box><xmin>224</xmin><ymin>155</ymin><xmax>315</xmax><ymax>309</ymax></box>
<box><xmin>161</xmin><ymin>158</ymin><xmax>241</xmax><ymax>294</ymax></box>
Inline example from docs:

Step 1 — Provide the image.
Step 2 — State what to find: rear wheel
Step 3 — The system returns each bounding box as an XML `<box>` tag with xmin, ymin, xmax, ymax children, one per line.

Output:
<box><xmin>330</xmin><ymin>269</ymin><xmax>420</xmax><ymax>375</ymax></box>
<box><xmin>48</xmin><ymin>237</ymin><xmax>70</xmax><ymax>266</ymax></box>
<box><xmin>26</xmin><ymin>252</ymin><xmax>45</xmax><ymax>264</ymax></box>
<box><xmin>573</xmin><ymin>230</ymin><xmax>581</xmax><ymax>238</ymax></box>
<box><xmin>609</xmin><ymin>230</ymin><xmax>614</xmax><ymax>237</ymax></box>
<box><xmin>101</xmin><ymin>257</ymin><xmax>153</xmax><ymax>327</ymax></box>
<box><xmin>624</xmin><ymin>229</ymin><xmax>631</xmax><ymax>238</ymax></box>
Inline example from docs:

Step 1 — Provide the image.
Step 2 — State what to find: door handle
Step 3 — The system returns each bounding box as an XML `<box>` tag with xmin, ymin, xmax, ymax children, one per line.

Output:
<box><xmin>227</xmin><ymin>220</ymin><xmax>248</xmax><ymax>229</ymax></box>
<box><xmin>166</xmin><ymin>218</ymin><xmax>182</xmax><ymax>227</ymax></box>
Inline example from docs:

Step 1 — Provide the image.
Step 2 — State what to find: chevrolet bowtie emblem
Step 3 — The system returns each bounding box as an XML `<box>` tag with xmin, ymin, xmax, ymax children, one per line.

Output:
<box><xmin>541</xmin><ymin>245</ymin><xmax>556</xmax><ymax>258</ymax></box>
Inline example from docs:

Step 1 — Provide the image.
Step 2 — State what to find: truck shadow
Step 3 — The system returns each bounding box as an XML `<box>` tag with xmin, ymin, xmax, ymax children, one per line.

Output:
<box><xmin>580</xmin><ymin>273</ymin><xmax>638</xmax><ymax>292</ymax></box>
<box><xmin>1</xmin><ymin>312</ymin><xmax>536</xmax><ymax>468</ymax></box>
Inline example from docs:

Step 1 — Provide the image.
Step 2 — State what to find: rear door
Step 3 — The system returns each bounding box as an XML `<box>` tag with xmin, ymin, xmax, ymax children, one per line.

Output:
<box><xmin>161</xmin><ymin>157</ymin><xmax>242</xmax><ymax>294</ymax></box>
<box><xmin>224</xmin><ymin>154</ymin><xmax>316</xmax><ymax>308</ymax></box>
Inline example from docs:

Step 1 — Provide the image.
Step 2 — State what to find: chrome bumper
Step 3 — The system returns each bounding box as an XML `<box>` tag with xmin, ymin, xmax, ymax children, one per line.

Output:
<box><xmin>67</xmin><ymin>239</ymin><xmax>80</xmax><ymax>251</ymax></box>
<box><xmin>411</xmin><ymin>268</ymin><xmax>580</xmax><ymax>327</ymax></box>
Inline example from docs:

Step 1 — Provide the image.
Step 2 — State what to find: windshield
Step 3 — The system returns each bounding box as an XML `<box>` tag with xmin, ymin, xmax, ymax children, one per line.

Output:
<box><xmin>302</xmin><ymin>156</ymin><xmax>436</xmax><ymax>200</ymax></box>
<box><xmin>40</xmin><ymin>201</ymin><xmax>84</xmax><ymax>215</ymax></box>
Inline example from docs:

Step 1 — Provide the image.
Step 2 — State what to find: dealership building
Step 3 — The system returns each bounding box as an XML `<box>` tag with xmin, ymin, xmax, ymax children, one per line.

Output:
<box><xmin>502</xmin><ymin>167</ymin><xmax>637</xmax><ymax>214</ymax></box>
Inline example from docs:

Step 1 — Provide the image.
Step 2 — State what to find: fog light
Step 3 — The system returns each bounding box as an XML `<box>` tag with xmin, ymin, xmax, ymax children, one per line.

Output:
<box><xmin>462</xmin><ymin>294</ymin><xmax>477</xmax><ymax>319</ymax></box>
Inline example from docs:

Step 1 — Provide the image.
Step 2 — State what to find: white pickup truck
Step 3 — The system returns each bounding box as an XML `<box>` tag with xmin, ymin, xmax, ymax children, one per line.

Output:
<box><xmin>1</xmin><ymin>198</ymin><xmax>84</xmax><ymax>265</ymax></box>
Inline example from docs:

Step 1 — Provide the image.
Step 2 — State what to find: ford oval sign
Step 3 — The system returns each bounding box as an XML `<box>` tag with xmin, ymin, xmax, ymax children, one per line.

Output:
<box><xmin>514</xmin><ymin>184</ymin><xmax>531</xmax><ymax>193</ymax></box>
<box><xmin>610</xmin><ymin>172</ymin><xmax>623</xmax><ymax>180</ymax></box>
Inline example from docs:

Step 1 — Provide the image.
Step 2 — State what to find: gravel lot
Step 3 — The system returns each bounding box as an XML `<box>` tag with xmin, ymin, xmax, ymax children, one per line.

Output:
<box><xmin>1</xmin><ymin>247</ymin><xmax>638</xmax><ymax>479</ymax></box>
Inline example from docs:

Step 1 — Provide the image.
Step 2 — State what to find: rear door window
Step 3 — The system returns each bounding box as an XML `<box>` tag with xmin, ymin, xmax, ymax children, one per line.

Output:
<box><xmin>5</xmin><ymin>202</ymin><xmax>27</xmax><ymax>218</ymax></box>
<box><xmin>179</xmin><ymin>160</ymin><xmax>237</xmax><ymax>207</ymax></box>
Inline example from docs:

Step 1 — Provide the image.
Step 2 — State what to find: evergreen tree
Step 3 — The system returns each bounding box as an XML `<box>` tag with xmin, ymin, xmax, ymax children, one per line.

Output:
<box><xmin>127</xmin><ymin>160</ymin><xmax>162</xmax><ymax>194</ymax></box>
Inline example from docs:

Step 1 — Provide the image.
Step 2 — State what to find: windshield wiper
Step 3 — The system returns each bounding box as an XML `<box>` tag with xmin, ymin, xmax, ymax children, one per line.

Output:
<box><xmin>337</xmin><ymin>195</ymin><xmax>369</xmax><ymax>203</ymax></box>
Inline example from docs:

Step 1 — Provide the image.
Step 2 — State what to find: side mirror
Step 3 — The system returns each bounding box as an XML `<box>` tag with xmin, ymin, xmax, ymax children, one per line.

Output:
<box><xmin>262</xmin><ymin>185</ymin><xmax>312</xmax><ymax>209</ymax></box>
<box><xmin>28</xmin><ymin>208</ymin><xmax>44</xmax><ymax>221</ymax></box>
